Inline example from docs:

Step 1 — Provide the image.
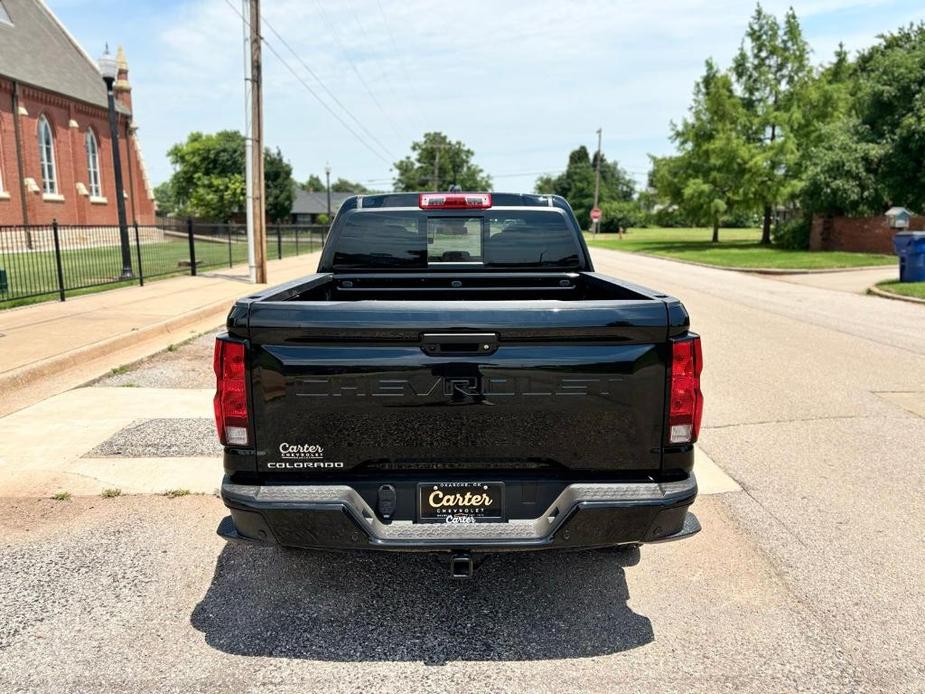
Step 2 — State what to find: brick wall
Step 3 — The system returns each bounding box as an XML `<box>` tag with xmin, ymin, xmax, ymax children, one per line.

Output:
<box><xmin>0</xmin><ymin>78</ymin><xmax>155</xmax><ymax>226</ymax></box>
<box><xmin>810</xmin><ymin>214</ymin><xmax>925</xmax><ymax>254</ymax></box>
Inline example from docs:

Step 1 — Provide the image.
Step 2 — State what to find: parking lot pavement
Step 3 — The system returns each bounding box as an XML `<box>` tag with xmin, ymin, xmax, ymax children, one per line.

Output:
<box><xmin>0</xmin><ymin>247</ymin><xmax>922</xmax><ymax>691</ymax></box>
<box><xmin>0</xmin><ymin>494</ymin><xmax>865</xmax><ymax>693</ymax></box>
<box><xmin>591</xmin><ymin>248</ymin><xmax>925</xmax><ymax>691</ymax></box>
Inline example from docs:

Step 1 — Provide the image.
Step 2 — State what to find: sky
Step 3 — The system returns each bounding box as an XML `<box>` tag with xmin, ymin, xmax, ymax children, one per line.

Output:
<box><xmin>47</xmin><ymin>0</ymin><xmax>925</xmax><ymax>193</ymax></box>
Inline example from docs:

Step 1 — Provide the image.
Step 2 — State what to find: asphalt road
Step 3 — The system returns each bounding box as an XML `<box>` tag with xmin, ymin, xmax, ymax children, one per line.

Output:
<box><xmin>2</xmin><ymin>248</ymin><xmax>923</xmax><ymax>693</ymax></box>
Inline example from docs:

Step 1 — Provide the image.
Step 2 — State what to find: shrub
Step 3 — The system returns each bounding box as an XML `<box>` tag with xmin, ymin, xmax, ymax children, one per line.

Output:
<box><xmin>773</xmin><ymin>217</ymin><xmax>811</xmax><ymax>250</ymax></box>
<box><xmin>599</xmin><ymin>200</ymin><xmax>648</xmax><ymax>232</ymax></box>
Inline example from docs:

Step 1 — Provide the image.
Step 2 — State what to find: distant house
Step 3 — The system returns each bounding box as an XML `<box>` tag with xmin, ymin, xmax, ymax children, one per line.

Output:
<box><xmin>0</xmin><ymin>0</ymin><xmax>156</xmax><ymax>225</ymax></box>
<box><xmin>290</xmin><ymin>189</ymin><xmax>355</xmax><ymax>224</ymax></box>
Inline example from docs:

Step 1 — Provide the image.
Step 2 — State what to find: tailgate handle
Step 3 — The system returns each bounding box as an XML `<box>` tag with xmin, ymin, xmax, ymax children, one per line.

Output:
<box><xmin>421</xmin><ymin>333</ymin><xmax>498</xmax><ymax>356</ymax></box>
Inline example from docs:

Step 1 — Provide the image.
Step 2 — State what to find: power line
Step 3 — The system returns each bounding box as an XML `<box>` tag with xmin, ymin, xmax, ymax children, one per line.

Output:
<box><xmin>347</xmin><ymin>5</ymin><xmax>421</xmax><ymax>138</ymax></box>
<box><xmin>374</xmin><ymin>0</ymin><xmax>427</xmax><ymax>133</ymax></box>
<box><xmin>260</xmin><ymin>11</ymin><xmax>398</xmax><ymax>161</ymax></box>
<box><xmin>311</xmin><ymin>0</ymin><xmax>407</xmax><ymax>146</ymax></box>
<box><xmin>360</xmin><ymin>170</ymin><xmax>563</xmax><ymax>186</ymax></box>
<box><xmin>221</xmin><ymin>0</ymin><xmax>393</xmax><ymax>166</ymax></box>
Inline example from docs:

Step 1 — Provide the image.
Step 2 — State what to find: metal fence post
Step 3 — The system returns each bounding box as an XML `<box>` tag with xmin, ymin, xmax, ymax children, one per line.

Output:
<box><xmin>51</xmin><ymin>219</ymin><xmax>66</xmax><ymax>302</ymax></box>
<box><xmin>295</xmin><ymin>226</ymin><xmax>300</xmax><ymax>255</ymax></box>
<box><xmin>186</xmin><ymin>218</ymin><xmax>197</xmax><ymax>276</ymax></box>
<box><xmin>276</xmin><ymin>225</ymin><xmax>282</xmax><ymax>260</ymax></box>
<box><xmin>227</xmin><ymin>225</ymin><xmax>233</xmax><ymax>268</ymax></box>
<box><xmin>133</xmin><ymin>221</ymin><xmax>144</xmax><ymax>287</ymax></box>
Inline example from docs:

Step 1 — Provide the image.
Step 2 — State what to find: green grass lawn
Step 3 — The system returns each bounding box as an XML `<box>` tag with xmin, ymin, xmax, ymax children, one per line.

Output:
<box><xmin>0</xmin><ymin>233</ymin><xmax>323</xmax><ymax>309</ymax></box>
<box><xmin>875</xmin><ymin>280</ymin><xmax>925</xmax><ymax>300</ymax></box>
<box><xmin>584</xmin><ymin>227</ymin><xmax>896</xmax><ymax>270</ymax></box>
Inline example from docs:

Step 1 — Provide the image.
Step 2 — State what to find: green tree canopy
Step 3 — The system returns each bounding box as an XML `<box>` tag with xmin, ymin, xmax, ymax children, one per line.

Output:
<box><xmin>331</xmin><ymin>177</ymin><xmax>369</xmax><ymax>193</ymax></box>
<box><xmin>393</xmin><ymin>132</ymin><xmax>492</xmax><ymax>192</ymax></box>
<box><xmin>264</xmin><ymin>148</ymin><xmax>294</xmax><ymax>223</ymax></box>
<box><xmin>301</xmin><ymin>174</ymin><xmax>324</xmax><ymax>192</ymax></box>
<box><xmin>648</xmin><ymin>8</ymin><xmax>925</xmax><ymax>242</ymax></box>
<box><xmin>797</xmin><ymin>23</ymin><xmax>925</xmax><ymax>215</ymax></box>
<box><xmin>165</xmin><ymin>131</ymin><xmax>295</xmax><ymax>221</ymax></box>
<box><xmin>800</xmin><ymin>119</ymin><xmax>886</xmax><ymax>216</ymax></box>
<box><xmin>732</xmin><ymin>4</ymin><xmax>811</xmax><ymax>243</ymax></box>
<box><xmin>534</xmin><ymin>145</ymin><xmax>636</xmax><ymax>228</ymax></box>
<box><xmin>854</xmin><ymin>23</ymin><xmax>925</xmax><ymax>210</ymax></box>
<box><xmin>153</xmin><ymin>180</ymin><xmax>179</xmax><ymax>217</ymax></box>
<box><xmin>300</xmin><ymin>175</ymin><xmax>368</xmax><ymax>193</ymax></box>
<box><xmin>653</xmin><ymin>60</ymin><xmax>753</xmax><ymax>242</ymax></box>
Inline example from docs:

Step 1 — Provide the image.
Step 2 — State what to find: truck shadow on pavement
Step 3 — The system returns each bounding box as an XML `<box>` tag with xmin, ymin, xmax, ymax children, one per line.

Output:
<box><xmin>191</xmin><ymin>544</ymin><xmax>653</xmax><ymax>663</ymax></box>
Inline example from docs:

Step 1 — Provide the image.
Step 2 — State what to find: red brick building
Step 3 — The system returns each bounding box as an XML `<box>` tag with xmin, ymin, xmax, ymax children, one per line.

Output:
<box><xmin>810</xmin><ymin>213</ymin><xmax>925</xmax><ymax>254</ymax></box>
<box><xmin>0</xmin><ymin>0</ymin><xmax>155</xmax><ymax>226</ymax></box>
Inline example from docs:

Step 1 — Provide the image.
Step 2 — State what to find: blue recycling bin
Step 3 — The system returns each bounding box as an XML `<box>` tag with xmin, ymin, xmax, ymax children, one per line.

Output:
<box><xmin>893</xmin><ymin>231</ymin><xmax>925</xmax><ymax>282</ymax></box>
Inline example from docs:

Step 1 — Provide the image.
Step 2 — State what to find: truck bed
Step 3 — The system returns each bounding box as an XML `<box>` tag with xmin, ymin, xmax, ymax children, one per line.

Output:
<box><xmin>225</xmin><ymin>271</ymin><xmax>690</xmax><ymax>492</ymax></box>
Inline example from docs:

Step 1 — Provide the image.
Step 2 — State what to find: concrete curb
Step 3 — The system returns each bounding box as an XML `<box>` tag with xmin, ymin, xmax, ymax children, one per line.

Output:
<box><xmin>0</xmin><ymin>295</ymin><xmax>233</xmax><ymax>395</ymax></box>
<box><xmin>628</xmin><ymin>251</ymin><xmax>893</xmax><ymax>275</ymax></box>
<box><xmin>867</xmin><ymin>285</ymin><xmax>925</xmax><ymax>305</ymax></box>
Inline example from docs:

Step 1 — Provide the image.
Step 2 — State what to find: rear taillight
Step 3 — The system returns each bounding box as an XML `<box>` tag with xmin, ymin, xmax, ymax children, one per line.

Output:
<box><xmin>419</xmin><ymin>192</ymin><xmax>492</xmax><ymax>209</ymax></box>
<box><xmin>669</xmin><ymin>336</ymin><xmax>704</xmax><ymax>444</ymax></box>
<box><xmin>213</xmin><ymin>338</ymin><xmax>248</xmax><ymax>446</ymax></box>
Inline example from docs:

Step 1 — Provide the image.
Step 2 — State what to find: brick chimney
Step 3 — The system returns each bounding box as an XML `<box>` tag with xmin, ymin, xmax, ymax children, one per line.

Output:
<box><xmin>114</xmin><ymin>45</ymin><xmax>132</xmax><ymax>111</ymax></box>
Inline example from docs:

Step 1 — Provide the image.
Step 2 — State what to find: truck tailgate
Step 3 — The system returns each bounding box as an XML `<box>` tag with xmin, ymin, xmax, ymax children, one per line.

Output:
<box><xmin>246</xmin><ymin>300</ymin><xmax>669</xmax><ymax>476</ymax></box>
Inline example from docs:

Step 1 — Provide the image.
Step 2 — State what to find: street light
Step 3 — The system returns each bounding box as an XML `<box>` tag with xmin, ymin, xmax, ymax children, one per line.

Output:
<box><xmin>324</xmin><ymin>162</ymin><xmax>332</xmax><ymax>222</ymax></box>
<box><xmin>99</xmin><ymin>45</ymin><xmax>132</xmax><ymax>279</ymax></box>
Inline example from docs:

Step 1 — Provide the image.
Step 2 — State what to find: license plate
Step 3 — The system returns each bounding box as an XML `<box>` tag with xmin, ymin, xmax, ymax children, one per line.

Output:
<box><xmin>418</xmin><ymin>481</ymin><xmax>504</xmax><ymax>522</ymax></box>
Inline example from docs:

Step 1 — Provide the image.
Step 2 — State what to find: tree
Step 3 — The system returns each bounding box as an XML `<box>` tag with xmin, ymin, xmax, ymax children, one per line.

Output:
<box><xmin>854</xmin><ymin>22</ymin><xmax>925</xmax><ymax>210</ymax></box>
<box><xmin>653</xmin><ymin>60</ymin><xmax>753</xmax><ymax>242</ymax></box>
<box><xmin>331</xmin><ymin>177</ymin><xmax>368</xmax><ymax>193</ymax></box>
<box><xmin>265</xmin><ymin>148</ymin><xmax>294</xmax><ymax>223</ymax></box>
<box><xmin>599</xmin><ymin>199</ymin><xmax>646</xmax><ymax>231</ymax></box>
<box><xmin>393</xmin><ymin>132</ymin><xmax>492</xmax><ymax>192</ymax></box>
<box><xmin>301</xmin><ymin>174</ymin><xmax>368</xmax><ymax>193</ymax></box>
<box><xmin>800</xmin><ymin>119</ymin><xmax>886</xmax><ymax>216</ymax></box>
<box><xmin>302</xmin><ymin>174</ymin><xmax>324</xmax><ymax>192</ymax></box>
<box><xmin>164</xmin><ymin>131</ymin><xmax>296</xmax><ymax>221</ymax></box>
<box><xmin>153</xmin><ymin>180</ymin><xmax>179</xmax><ymax>217</ymax></box>
<box><xmin>534</xmin><ymin>145</ymin><xmax>636</xmax><ymax>228</ymax></box>
<box><xmin>732</xmin><ymin>4</ymin><xmax>811</xmax><ymax>244</ymax></box>
<box><xmin>789</xmin><ymin>22</ymin><xmax>925</xmax><ymax>219</ymax></box>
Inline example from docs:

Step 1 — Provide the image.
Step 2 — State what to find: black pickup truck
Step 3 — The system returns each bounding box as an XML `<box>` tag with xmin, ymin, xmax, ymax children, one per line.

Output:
<box><xmin>214</xmin><ymin>192</ymin><xmax>703</xmax><ymax>576</ymax></box>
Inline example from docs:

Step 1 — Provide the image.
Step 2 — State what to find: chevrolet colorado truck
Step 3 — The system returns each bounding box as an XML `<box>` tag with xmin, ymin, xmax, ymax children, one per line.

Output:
<box><xmin>214</xmin><ymin>192</ymin><xmax>703</xmax><ymax>577</ymax></box>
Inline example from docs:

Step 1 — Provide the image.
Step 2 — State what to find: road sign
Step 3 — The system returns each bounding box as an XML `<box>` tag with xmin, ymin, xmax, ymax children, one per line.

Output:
<box><xmin>590</xmin><ymin>207</ymin><xmax>602</xmax><ymax>222</ymax></box>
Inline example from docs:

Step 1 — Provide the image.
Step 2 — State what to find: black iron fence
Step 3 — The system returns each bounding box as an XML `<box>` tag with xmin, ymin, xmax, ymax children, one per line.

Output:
<box><xmin>0</xmin><ymin>220</ymin><xmax>328</xmax><ymax>306</ymax></box>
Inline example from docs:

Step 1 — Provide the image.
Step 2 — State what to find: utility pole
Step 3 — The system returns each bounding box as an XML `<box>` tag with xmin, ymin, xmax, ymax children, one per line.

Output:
<box><xmin>592</xmin><ymin>127</ymin><xmax>602</xmax><ymax>235</ymax></box>
<box><xmin>249</xmin><ymin>0</ymin><xmax>267</xmax><ymax>283</ymax></box>
<box><xmin>432</xmin><ymin>144</ymin><xmax>440</xmax><ymax>192</ymax></box>
<box><xmin>242</xmin><ymin>0</ymin><xmax>255</xmax><ymax>283</ymax></box>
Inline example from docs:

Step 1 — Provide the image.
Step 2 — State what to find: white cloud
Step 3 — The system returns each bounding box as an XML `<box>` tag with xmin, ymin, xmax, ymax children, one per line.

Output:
<box><xmin>49</xmin><ymin>0</ymin><xmax>925</xmax><ymax>192</ymax></box>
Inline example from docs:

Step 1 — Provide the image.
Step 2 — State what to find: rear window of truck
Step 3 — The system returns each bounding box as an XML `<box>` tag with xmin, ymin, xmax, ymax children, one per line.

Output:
<box><xmin>331</xmin><ymin>210</ymin><xmax>581</xmax><ymax>270</ymax></box>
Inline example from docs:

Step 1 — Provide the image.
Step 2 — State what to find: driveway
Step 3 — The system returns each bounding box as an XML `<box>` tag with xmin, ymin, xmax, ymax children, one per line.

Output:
<box><xmin>0</xmin><ymin>247</ymin><xmax>922</xmax><ymax>692</ymax></box>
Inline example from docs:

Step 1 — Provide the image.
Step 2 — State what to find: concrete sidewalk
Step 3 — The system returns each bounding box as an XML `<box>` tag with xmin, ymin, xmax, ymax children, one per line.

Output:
<box><xmin>0</xmin><ymin>253</ymin><xmax>320</xmax><ymax>416</ymax></box>
<box><xmin>765</xmin><ymin>264</ymin><xmax>897</xmax><ymax>294</ymax></box>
